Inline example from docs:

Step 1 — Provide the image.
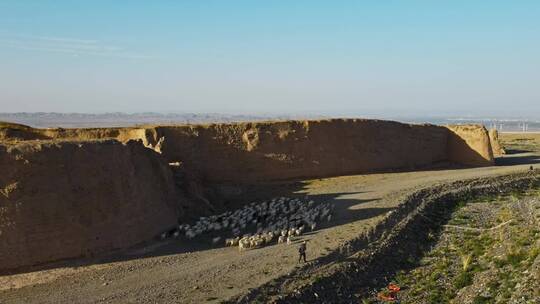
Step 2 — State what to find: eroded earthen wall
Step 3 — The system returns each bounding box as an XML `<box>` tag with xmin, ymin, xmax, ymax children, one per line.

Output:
<box><xmin>488</xmin><ymin>129</ymin><xmax>506</xmax><ymax>157</ymax></box>
<box><xmin>0</xmin><ymin>140</ymin><xmax>179</xmax><ymax>271</ymax></box>
<box><xmin>153</xmin><ymin>119</ymin><xmax>450</xmax><ymax>182</ymax></box>
<box><xmin>27</xmin><ymin>119</ymin><xmax>496</xmax><ymax>182</ymax></box>
<box><xmin>0</xmin><ymin>119</ymin><xmax>496</xmax><ymax>271</ymax></box>
<box><xmin>446</xmin><ymin>125</ymin><xmax>494</xmax><ymax>167</ymax></box>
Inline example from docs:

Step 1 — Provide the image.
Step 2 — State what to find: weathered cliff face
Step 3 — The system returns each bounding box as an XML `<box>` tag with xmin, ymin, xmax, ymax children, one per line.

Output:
<box><xmin>14</xmin><ymin>119</ymin><xmax>496</xmax><ymax>182</ymax></box>
<box><xmin>446</xmin><ymin>125</ymin><xmax>494</xmax><ymax>167</ymax></box>
<box><xmin>488</xmin><ymin>129</ymin><xmax>506</xmax><ymax>156</ymax></box>
<box><xmin>0</xmin><ymin>140</ymin><xmax>179</xmax><ymax>271</ymax></box>
<box><xmin>151</xmin><ymin>119</ymin><xmax>450</xmax><ymax>182</ymax></box>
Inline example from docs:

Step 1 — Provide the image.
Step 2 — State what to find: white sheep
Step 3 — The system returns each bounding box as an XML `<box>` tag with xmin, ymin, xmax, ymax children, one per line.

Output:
<box><xmin>239</xmin><ymin>237</ymin><xmax>250</xmax><ymax>251</ymax></box>
<box><xmin>265</xmin><ymin>232</ymin><xmax>274</xmax><ymax>243</ymax></box>
<box><xmin>175</xmin><ymin>197</ymin><xmax>333</xmax><ymax>251</ymax></box>
<box><xmin>225</xmin><ymin>238</ymin><xmax>235</xmax><ymax>246</ymax></box>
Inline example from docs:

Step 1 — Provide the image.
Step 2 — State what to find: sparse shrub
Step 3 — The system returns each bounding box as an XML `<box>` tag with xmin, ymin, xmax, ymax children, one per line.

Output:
<box><xmin>410</xmin><ymin>285</ymin><xmax>422</xmax><ymax>297</ymax></box>
<box><xmin>464</xmin><ymin>230</ymin><xmax>480</xmax><ymax>239</ymax></box>
<box><xmin>456</xmin><ymin>213</ymin><xmax>470</xmax><ymax>220</ymax></box>
<box><xmin>506</xmin><ymin>249</ymin><xmax>527</xmax><ymax>267</ymax></box>
<box><xmin>429</xmin><ymin>269</ymin><xmax>443</xmax><ymax>282</ymax></box>
<box><xmin>528</xmin><ymin>246</ymin><xmax>540</xmax><ymax>261</ymax></box>
<box><xmin>497</xmin><ymin>208</ymin><xmax>513</xmax><ymax>223</ymax></box>
<box><xmin>427</xmin><ymin>290</ymin><xmax>449</xmax><ymax>303</ymax></box>
<box><xmin>516</xmin><ymin>237</ymin><xmax>532</xmax><ymax>246</ymax></box>
<box><xmin>453</xmin><ymin>271</ymin><xmax>473</xmax><ymax>289</ymax></box>
<box><xmin>494</xmin><ymin>258</ymin><xmax>507</xmax><ymax>268</ymax></box>
<box><xmin>463</xmin><ymin>236</ymin><xmax>487</xmax><ymax>257</ymax></box>
<box><xmin>454</xmin><ymin>200</ymin><xmax>467</xmax><ymax>211</ymax></box>
<box><xmin>486</xmin><ymin>279</ymin><xmax>500</xmax><ymax>291</ymax></box>
<box><xmin>450</xmin><ymin>218</ymin><xmax>468</xmax><ymax>225</ymax></box>
<box><xmin>395</xmin><ymin>270</ymin><xmax>410</xmax><ymax>286</ymax></box>
<box><xmin>500</xmin><ymin>288</ymin><xmax>513</xmax><ymax>300</ymax></box>
<box><xmin>433</xmin><ymin>257</ymin><xmax>451</xmax><ymax>276</ymax></box>
<box><xmin>510</xmin><ymin>191</ymin><xmax>522</xmax><ymax>202</ymax></box>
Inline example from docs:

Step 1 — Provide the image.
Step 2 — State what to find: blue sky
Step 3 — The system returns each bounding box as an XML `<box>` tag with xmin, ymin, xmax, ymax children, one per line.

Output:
<box><xmin>1</xmin><ymin>1</ymin><xmax>539</xmax><ymax>117</ymax></box>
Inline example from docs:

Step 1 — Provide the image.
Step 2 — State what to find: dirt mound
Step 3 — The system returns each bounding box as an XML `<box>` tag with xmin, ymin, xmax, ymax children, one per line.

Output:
<box><xmin>0</xmin><ymin>139</ymin><xmax>180</xmax><ymax>272</ymax></box>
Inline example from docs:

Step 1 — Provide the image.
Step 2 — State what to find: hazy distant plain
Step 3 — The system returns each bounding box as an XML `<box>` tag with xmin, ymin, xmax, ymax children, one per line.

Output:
<box><xmin>1</xmin><ymin>112</ymin><xmax>539</xmax><ymax>132</ymax></box>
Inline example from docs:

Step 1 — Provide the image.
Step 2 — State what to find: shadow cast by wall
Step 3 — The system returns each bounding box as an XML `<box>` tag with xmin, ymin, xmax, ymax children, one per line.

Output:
<box><xmin>1</xmin><ymin>180</ymin><xmax>389</xmax><ymax>276</ymax></box>
<box><xmin>494</xmin><ymin>153</ymin><xmax>540</xmax><ymax>166</ymax></box>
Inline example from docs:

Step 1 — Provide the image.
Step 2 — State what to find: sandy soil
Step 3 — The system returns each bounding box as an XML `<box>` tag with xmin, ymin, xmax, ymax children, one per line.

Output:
<box><xmin>1</xmin><ymin>150</ymin><xmax>539</xmax><ymax>303</ymax></box>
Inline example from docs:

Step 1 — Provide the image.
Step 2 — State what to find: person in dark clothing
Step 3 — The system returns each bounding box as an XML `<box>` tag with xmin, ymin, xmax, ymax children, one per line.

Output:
<box><xmin>530</xmin><ymin>165</ymin><xmax>534</xmax><ymax>171</ymax></box>
<box><xmin>298</xmin><ymin>240</ymin><xmax>307</xmax><ymax>263</ymax></box>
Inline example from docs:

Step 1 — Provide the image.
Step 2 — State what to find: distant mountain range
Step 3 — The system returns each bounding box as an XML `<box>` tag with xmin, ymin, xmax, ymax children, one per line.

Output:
<box><xmin>0</xmin><ymin>112</ymin><xmax>325</xmax><ymax>128</ymax></box>
<box><xmin>0</xmin><ymin>112</ymin><xmax>539</xmax><ymax>132</ymax></box>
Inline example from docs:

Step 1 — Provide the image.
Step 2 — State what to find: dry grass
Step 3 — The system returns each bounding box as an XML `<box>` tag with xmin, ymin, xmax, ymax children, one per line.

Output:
<box><xmin>500</xmin><ymin>133</ymin><xmax>540</xmax><ymax>153</ymax></box>
<box><xmin>460</xmin><ymin>253</ymin><xmax>473</xmax><ymax>272</ymax></box>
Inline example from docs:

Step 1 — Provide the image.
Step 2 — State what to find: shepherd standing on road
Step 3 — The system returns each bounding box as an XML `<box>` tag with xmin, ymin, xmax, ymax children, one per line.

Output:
<box><xmin>298</xmin><ymin>240</ymin><xmax>307</xmax><ymax>263</ymax></box>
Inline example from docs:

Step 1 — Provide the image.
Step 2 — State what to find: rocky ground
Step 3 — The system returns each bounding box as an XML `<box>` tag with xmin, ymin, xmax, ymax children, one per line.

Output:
<box><xmin>365</xmin><ymin>188</ymin><xmax>540</xmax><ymax>303</ymax></box>
<box><xmin>0</xmin><ymin>134</ymin><xmax>539</xmax><ymax>304</ymax></box>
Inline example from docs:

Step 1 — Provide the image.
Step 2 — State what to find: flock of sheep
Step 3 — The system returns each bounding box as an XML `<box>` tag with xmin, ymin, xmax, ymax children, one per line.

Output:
<box><xmin>161</xmin><ymin>197</ymin><xmax>334</xmax><ymax>251</ymax></box>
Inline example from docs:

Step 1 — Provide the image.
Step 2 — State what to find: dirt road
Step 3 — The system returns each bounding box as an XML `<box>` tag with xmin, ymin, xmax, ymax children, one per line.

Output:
<box><xmin>1</xmin><ymin>151</ymin><xmax>539</xmax><ymax>304</ymax></box>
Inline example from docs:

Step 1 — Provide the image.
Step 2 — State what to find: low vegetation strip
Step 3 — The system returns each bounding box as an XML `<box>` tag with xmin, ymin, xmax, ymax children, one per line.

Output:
<box><xmin>232</xmin><ymin>170</ymin><xmax>540</xmax><ymax>303</ymax></box>
<box><xmin>378</xmin><ymin>190</ymin><xmax>540</xmax><ymax>303</ymax></box>
<box><xmin>442</xmin><ymin>219</ymin><xmax>513</xmax><ymax>232</ymax></box>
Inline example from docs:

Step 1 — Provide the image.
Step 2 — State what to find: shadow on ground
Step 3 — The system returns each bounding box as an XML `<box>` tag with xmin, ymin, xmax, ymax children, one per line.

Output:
<box><xmin>495</xmin><ymin>153</ymin><xmax>540</xmax><ymax>166</ymax></box>
<box><xmin>2</xmin><ymin>180</ymin><xmax>389</xmax><ymax>276</ymax></box>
